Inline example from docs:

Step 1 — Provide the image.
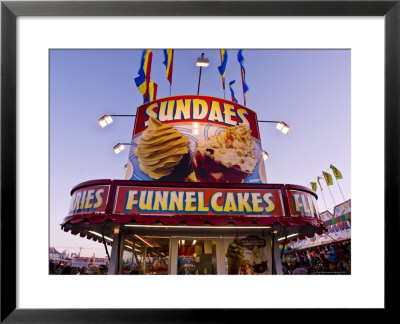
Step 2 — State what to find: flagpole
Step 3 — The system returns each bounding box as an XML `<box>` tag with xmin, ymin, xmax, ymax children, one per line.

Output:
<box><xmin>335</xmin><ymin>177</ymin><xmax>345</xmax><ymax>201</ymax></box>
<box><xmin>327</xmin><ymin>184</ymin><xmax>336</xmax><ymax>206</ymax></box>
<box><xmin>319</xmin><ymin>187</ymin><xmax>329</xmax><ymax>211</ymax></box>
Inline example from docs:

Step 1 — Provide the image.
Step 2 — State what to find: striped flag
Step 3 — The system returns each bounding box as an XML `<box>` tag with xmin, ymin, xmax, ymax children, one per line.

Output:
<box><xmin>229</xmin><ymin>80</ymin><xmax>238</xmax><ymax>103</ymax></box>
<box><xmin>134</xmin><ymin>49</ymin><xmax>153</xmax><ymax>103</ymax></box>
<box><xmin>148</xmin><ymin>81</ymin><xmax>158</xmax><ymax>102</ymax></box>
<box><xmin>330</xmin><ymin>164</ymin><xmax>343</xmax><ymax>179</ymax></box>
<box><xmin>237</xmin><ymin>49</ymin><xmax>249</xmax><ymax>106</ymax></box>
<box><xmin>322</xmin><ymin>171</ymin><xmax>333</xmax><ymax>186</ymax></box>
<box><xmin>162</xmin><ymin>49</ymin><xmax>174</xmax><ymax>85</ymax></box>
<box><xmin>310</xmin><ymin>182</ymin><xmax>317</xmax><ymax>192</ymax></box>
<box><xmin>317</xmin><ymin>177</ymin><xmax>324</xmax><ymax>191</ymax></box>
<box><xmin>218</xmin><ymin>49</ymin><xmax>228</xmax><ymax>90</ymax></box>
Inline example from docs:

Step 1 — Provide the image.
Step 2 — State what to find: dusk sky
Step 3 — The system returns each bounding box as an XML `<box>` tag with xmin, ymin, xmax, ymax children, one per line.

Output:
<box><xmin>50</xmin><ymin>49</ymin><xmax>350</xmax><ymax>257</ymax></box>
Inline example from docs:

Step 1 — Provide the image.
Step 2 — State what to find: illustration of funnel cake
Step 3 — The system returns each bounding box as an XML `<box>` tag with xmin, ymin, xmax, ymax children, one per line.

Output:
<box><xmin>226</xmin><ymin>237</ymin><xmax>244</xmax><ymax>275</ymax></box>
<box><xmin>135</xmin><ymin>117</ymin><xmax>192</xmax><ymax>181</ymax></box>
<box><xmin>193</xmin><ymin>125</ymin><xmax>258</xmax><ymax>183</ymax></box>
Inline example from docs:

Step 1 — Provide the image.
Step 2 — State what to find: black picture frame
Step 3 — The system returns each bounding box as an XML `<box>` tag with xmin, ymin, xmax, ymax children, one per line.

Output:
<box><xmin>1</xmin><ymin>0</ymin><xmax>397</xmax><ymax>322</ymax></box>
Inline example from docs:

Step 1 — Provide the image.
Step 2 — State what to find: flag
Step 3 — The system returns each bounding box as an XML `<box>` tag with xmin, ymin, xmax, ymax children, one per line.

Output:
<box><xmin>317</xmin><ymin>177</ymin><xmax>324</xmax><ymax>191</ymax></box>
<box><xmin>218</xmin><ymin>49</ymin><xmax>228</xmax><ymax>90</ymax></box>
<box><xmin>322</xmin><ymin>171</ymin><xmax>333</xmax><ymax>186</ymax></box>
<box><xmin>330</xmin><ymin>164</ymin><xmax>343</xmax><ymax>179</ymax></box>
<box><xmin>162</xmin><ymin>49</ymin><xmax>174</xmax><ymax>85</ymax></box>
<box><xmin>148</xmin><ymin>81</ymin><xmax>158</xmax><ymax>102</ymax></box>
<box><xmin>229</xmin><ymin>80</ymin><xmax>238</xmax><ymax>103</ymax></box>
<box><xmin>310</xmin><ymin>182</ymin><xmax>317</xmax><ymax>192</ymax></box>
<box><xmin>237</xmin><ymin>49</ymin><xmax>249</xmax><ymax>105</ymax></box>
<box><xmin>134</xmin><ymin>49</ymin><xmax>153</xmax><ymax>102</ymax></box>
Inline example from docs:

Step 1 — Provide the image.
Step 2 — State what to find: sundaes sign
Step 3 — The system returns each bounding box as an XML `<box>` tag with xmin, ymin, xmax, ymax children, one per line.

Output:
<box><xmin>125</xmin><ymin>95</ymin><xmax>266</xmax><ymax>184</ymax></box>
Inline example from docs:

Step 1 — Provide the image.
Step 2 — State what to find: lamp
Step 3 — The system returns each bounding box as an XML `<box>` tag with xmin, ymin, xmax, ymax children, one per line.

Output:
<box><xmin>275</xmin><ymin>121</ymin><xmax>290</xmax><ymax>134</ymax></box>
<box><xmin>196</xmin><ymin>53</ymin><xmax>210</xmax><ymax>67</ymax></box>
<box><xmin>113</xmin><ymin>143</ymin><xmax>133</xmax><ymax>154</ymax></box>
<box><xmin>258</xmin><ymin>120</ymin><xmax>290</xmax><ymax>134</ymax></box>
<box><xmin>98</xmin><ymin>114</ymin><xmax>136</xmax><ymax>128</ymax></box>
<box><xmin>196</xmin><ymin>53</ymin><xmax>209</xmax><ymax>95</ymax></box>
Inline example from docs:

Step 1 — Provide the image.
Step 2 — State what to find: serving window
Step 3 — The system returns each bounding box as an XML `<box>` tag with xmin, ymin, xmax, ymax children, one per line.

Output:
<box><xmin>122</xmin><ymin>235</ymin><xmax>170</xmax><ymax>275</ymax></box>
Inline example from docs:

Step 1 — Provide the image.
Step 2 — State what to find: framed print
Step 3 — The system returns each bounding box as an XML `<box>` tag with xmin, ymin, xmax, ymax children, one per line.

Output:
<box><xmin>1</xmin><ymin>0</ymin><xmax>398</xmax><ymax>322</ymax></box>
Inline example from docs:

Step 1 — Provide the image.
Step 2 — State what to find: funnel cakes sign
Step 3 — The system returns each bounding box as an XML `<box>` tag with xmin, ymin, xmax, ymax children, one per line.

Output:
<box><xmin>126</xmin><ymin>95</ymin><xmax>266</xmax><ymax>184</ymax></box>
<box><xmin>113</xmin><ymin>186</ymin><xmax>284</xmax><ymax>217</ymax></box>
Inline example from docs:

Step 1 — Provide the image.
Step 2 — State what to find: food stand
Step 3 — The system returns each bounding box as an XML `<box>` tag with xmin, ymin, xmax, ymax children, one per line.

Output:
<box><xmin>61</xmin><ymin>95</ymin><xmax>325</xmax><ymax>275</ymax></box>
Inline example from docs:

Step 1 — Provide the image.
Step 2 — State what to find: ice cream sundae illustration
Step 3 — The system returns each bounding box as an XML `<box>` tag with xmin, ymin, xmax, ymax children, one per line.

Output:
<box><xmin>193</xmin><ymin>124</ymin><xmax>257</xmax><ymax>183</ymax></box>
<box><xmin>135</xmin><ymin>117</ymin><xmax>192</xmax><ymax>181</ymax></box>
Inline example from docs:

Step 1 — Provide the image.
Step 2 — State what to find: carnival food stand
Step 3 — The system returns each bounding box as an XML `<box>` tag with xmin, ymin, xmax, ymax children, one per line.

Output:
<box><xmin>61</xmin><ymin>95</ymin><xmax>325</xmax><ymax>275</ymax></box>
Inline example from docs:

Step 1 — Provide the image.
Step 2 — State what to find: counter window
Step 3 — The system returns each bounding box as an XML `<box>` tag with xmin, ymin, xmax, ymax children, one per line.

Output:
<box><xmin>177</xmin><ymin>239</ymin><xmax>217</xmax><ymax>275</ymax></box>
<box><xmin>122</xmin><ymin>235</ymin><xmax>170</xmax><ymax>275</ymax></box>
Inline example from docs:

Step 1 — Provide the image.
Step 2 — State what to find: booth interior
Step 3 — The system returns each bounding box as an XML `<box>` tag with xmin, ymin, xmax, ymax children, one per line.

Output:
<box><xmin>62</xmin><ymin>220</ymin><xmax>322</xmax><ymax>275</ymax></box>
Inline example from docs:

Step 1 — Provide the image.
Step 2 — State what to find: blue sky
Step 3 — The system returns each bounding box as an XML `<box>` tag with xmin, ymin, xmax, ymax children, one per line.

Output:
<box><xmin>50</xmin><ymin>49</ymin><xmax>350</xmax><ymax>257</ymax></box>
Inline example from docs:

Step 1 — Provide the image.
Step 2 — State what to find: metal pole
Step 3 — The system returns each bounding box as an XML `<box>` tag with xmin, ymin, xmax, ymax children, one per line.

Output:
<box><xmin>280</xmin><ymin>235</ymin><xmax>288</xmax><ymax>260</ymax></box>
<box><xmin>197</xmin><ymin>66</ymin><xmax>203</xmax><ymax>95</ymax></box>
<box><xmin>102</xmin><ymin>233</ymin><xmax>110</xmax><ymax>262</ymax></box>
<box><xmin>335</xmin><ymin>177</ymin><xmax>346</xmax><ymax>201</ymax></box>
<box><xmin>327</xmin><ymin>185</ymin><xmax>336</xmax><ymax>206</ymax></box>
<box><xmin>271</xmin><ymin>231</ymin><xmax>276</xmax><ymax>275</ymax></box>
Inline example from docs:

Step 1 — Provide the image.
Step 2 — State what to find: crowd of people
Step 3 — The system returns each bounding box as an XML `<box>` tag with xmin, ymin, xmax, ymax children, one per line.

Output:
<box><xmin>281</xmin><ymin>240</ymin><xmax>351</xmax><ymax>275</ymax></box>
<box><xmin>49</xmin><ymin>262</ymin><xmax>108</xmax><ymax>275</ymax></box>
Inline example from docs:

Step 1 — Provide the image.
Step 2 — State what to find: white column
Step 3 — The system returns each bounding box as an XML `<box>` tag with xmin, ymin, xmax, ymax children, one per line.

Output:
<box><xmin>107</xmin><ymin>226</ymin><xmax>124</xmax><ymax>275</ymax></box>
<box><xmin>273</xmin><ymin>235</ymin><xmax>283</xmax><ymax>275</ymax></box>
<box><xmin>169</xmin><ymin>238</ymin><xmax>178</xmax><ymax>275</ymax></box>
<box><xmin>216</xmin><ymin>238</ymin><xmax>225</xmax><ymax>275</ymax></box>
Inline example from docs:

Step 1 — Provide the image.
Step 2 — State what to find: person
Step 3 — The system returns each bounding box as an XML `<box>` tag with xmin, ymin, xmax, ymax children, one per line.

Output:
<box><xmin>61</xmin><ymin>266</ymin><xmax>72</xmax><ymax>275</ymax></box>
<box><xmin>49</xmin><ymin>262</ymin><xmax>57</xmax><ymax>274</ymax></box>
<box><xmin>129</xmin><ymin>269</ymin><xmax>140</xmax><ymax>275</ymax></box>
<box><xmin>86</xmin><ymin>265</ymin><xmax>100</xmax><ymax>275</ymax></box>
<box><xmin>99</xmin><ymin>264</ymin><xmax>108</xmax><ymax>274</ymax></box>
<box><xmin>292</xmin><ymin>262</ymin><xmax>308</xmax><ymax>275</ymax></box>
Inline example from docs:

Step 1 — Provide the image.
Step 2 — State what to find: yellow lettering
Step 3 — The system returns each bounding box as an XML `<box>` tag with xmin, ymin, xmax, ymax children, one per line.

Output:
<box><xmin>293</xmin><ymin>194</ymin><xmax>303</xmax><ymax>215</ymax></box>
<box><xmin>301</xmin><ymin>195</ymin><xmax>311</xmax><ymax>214</ymax></box>
<box><xmin>208</xmin><ymin>101</ymin><xmax>224</xmax><ymax>123</ymax></box>
<box><xmin>263</xmin><ymin>193</ymin><xmax>275</xmax><ymax>213</ymax></box>
<box><xmin>84</xmin><ymin>189</ymin><xmax>95</xmax><ymax>209</ymax></box>
<box><xmin>124</xmin><ymin>190</ymin><xmax>138</xmax><ymax>211</ymax></box>
<box><xmin>224</xmin><ymin>192</ymin><xmax>238</xmax><ymax>212</ymax></box>
<box><xmin>251</xmin><ymin>193</ymin><xmax>263</xmax><ymax>212</ymax></box>
<box><xmin>197</xmin><ymin>192</ymin><xmax>209</xmax><ymax>212</ymax></box>
<box><xmin>237</xmin><ymin>108</ymin><xmax>250</xmax><ymax>127</ymax></box>
<box><xmin>169</xmin><ymin>191</ymin><xmax>184</xmax><ymax>211</ymax></box>
<box><xmin>79</xmin><ymin>191</ymin><xmax>87</xmax><ymax>209</ymax></box>
<box><xmin>144</xmin><ymin>103</ymin><xmax>159</xmax><ymax>126</ymax></box>
<box><xmin>237</xmin><ymin>193</ymin><xmax>252</xmax><ymax>212</ymax></box>
<box><xmin>153</xmin><ymin>191</ymin><xmax>169</xmax><ymax>211</ymax></box>
<box><xmin>192</xmin><ymin>99</ymin><xmax>208</xmax><ymax>120</ymax></box>
<box><xmin>185</xmin><ymin>192</ymin><xmax>197</xmax><ymax>211</ymax></box>
<box><xmin>223</xmin><ymin>103</ymin><xmax>237</xmax><ymax>126</ymax></box>
<box><xmin>174</xmin><ymin>99</ymin><xmax>191</xmax><ymax>120</ymax></box>
<box><xmin>211</xmin><ymin>192</ymin><xmax>223</xmax><ymax>212</ymax></box>
<box><xmin>72</xmin><ymin>192</ymin><xmax>81</xmax><ymax>211</ymax></box>
<box><xmin>93</xmin><ymin>189</ymin><xmax>104</xmax><ymax>209</ymax></box>
<box><xmin>158</xmin><ymin>101</ymin><xmax>175</xmax><ymax>121</ymax></box>
<box><xmin>139</xmin><ymin>190</ymin><xmax>153</xmax><ymax>210</ymax></box>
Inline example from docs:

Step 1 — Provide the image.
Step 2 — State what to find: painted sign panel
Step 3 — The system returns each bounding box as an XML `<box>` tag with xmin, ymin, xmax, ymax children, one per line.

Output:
<box><xmin>287</xmin><ymin>189</ymin><xmax>320</xmax><ymax>218</ymax></box>
<box><xmin>113</xmin><ymin>186</ymin><xmax>284</xmax><ymax>217</ymax></box>
<box><xmin>68</xmin><ymin>185</ymin><xmax>110</xmax><ymax>215</ymax></box>
<box><xmin>125</xmin><ymin>95</ymin><xmax>266</xmax><ymax>184</ymax></box>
